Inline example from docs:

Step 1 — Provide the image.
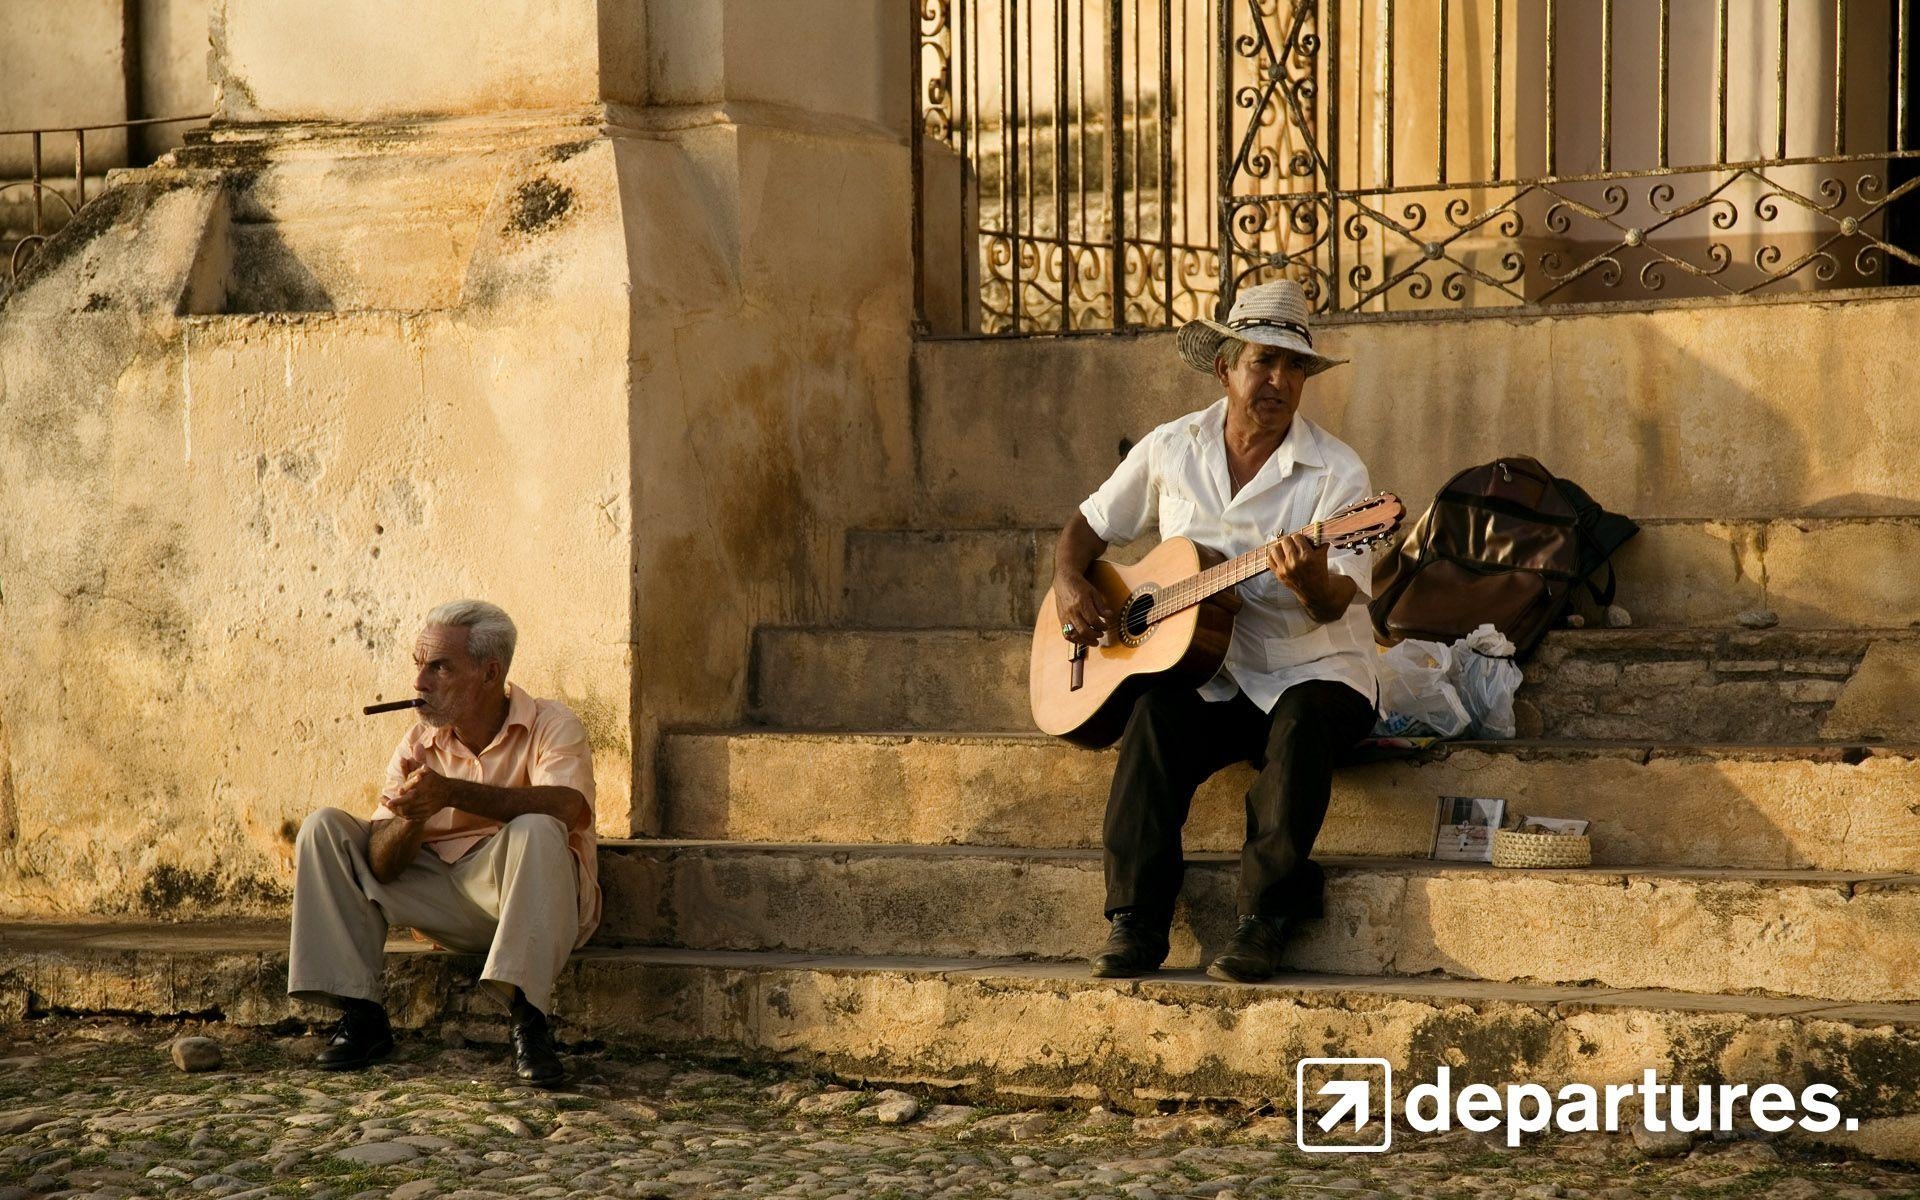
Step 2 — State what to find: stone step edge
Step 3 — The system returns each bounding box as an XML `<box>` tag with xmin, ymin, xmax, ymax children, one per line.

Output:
<box><xmin>758</xmin><ymin>623</ymin><xmax>1920</xmax><ymax>638</ymax></box>
<box><xmin>599</xmin><ymin>838</ymin><xmax>1920</xmax><ymax>889</ymax></box>
<box><xmin>3</xmin><ymin>921</ymin><xmax>1915</xmax><ymax>1028</ymax></box>
<box><xmin>11</xmin><ymin>922</ymin><xmax>1916</xmax><ymax>1160</ymax></box>
<box><xmin>849</xmin><ymin>515</ymin><xmax>1920</xmax><ymax>537</ymax></box>
<box><xmin>670</xmin><ymin>729</ymin><xmax>1916</xmax><ymax>762</ymax></box>
<box><xmin>597</xmin><ymin>840</ymin><xmax>1920</xmax><ymax>1005</ymax></box>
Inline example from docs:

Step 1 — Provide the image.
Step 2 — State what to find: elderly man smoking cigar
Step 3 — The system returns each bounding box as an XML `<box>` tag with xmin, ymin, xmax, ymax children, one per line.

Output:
<box><xmin>288</xmin><ymin>600</ymin><xmax>599</xmax><ymax>1086</ymax></box>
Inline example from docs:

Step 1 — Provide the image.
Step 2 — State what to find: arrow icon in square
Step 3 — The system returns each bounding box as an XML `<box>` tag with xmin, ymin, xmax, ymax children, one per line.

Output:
<box><xmin>1316</xmin><ymin>1079</ymin><xmax>1371</xmax><ymax>1132</ymax></box>
<box><xmin>1295</xmin><ymin>1058</ymin><xmax>1392</xmax><ymax>1153</ymax></box>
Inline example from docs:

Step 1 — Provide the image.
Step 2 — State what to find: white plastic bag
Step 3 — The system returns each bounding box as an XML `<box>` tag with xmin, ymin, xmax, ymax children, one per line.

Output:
<box><xmin>1372</xmin><ymin>639</ymin><xmax>1472</xmax><ymax>738</ymax></box>
<box><xmin>1449</xmin><ymin>623</ymin><xmax>1522</xmax><ymax>739</ymax></box>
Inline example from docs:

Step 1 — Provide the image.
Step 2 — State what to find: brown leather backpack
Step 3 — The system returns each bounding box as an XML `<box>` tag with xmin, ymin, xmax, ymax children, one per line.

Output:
<box><xmin>1368</xmin><ymin>457</ymin><xmax>1636</xmax><ymax>658</ymax></box>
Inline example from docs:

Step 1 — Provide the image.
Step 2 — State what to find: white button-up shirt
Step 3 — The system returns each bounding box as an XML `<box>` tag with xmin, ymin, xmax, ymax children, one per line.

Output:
<box><xmin>1078</xmin><ymin>399</ymin><xmax>1378</xmax><ymax>713</ymax></box>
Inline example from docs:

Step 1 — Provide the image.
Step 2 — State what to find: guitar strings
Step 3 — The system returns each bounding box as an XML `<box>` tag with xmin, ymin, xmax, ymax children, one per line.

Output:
<box><xmin>1062</xmin><ymin>496</ymin><xmax>1397</xmax><ymax>635</ymax></box>
<box><xmin>1107</xmin><ymin>532</ymin><xmax>1385</xmax><ymax>633</ymax></box>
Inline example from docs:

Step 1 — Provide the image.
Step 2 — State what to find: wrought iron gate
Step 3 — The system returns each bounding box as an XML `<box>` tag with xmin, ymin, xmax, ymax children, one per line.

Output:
<box><xmin>916</xmin><ymin>0</ymin><xmax>1920</xmax><ymax>334</ymax></box>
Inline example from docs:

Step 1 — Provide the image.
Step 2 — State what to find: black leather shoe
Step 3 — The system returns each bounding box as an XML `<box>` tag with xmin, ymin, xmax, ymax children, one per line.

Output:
<box><xmin>511</xmin><ymin>1008</ymin><xmax>566</xmax><ymax>1088</ymax></box>
<box><xmin>315</xmin><ymin>1003</ymin><xmax>393</xmax><ymax>1071</ymax></box>
<box><xmin>1206</xmin><ymin>915</ymin><xmax>1291</xmax><ymax>983</ymax></box>
<box><xmin>1089</xmin><ymin>910</ymin><xmax>1171</xmax><ymax>978</ymax></box>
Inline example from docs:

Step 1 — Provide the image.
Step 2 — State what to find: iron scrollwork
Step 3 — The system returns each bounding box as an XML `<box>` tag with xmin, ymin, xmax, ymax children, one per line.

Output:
<box><xmin>1221</xmin><ymin>0</ymin><xmax>1920</xmax><ymax>316</ymax></box>
<box><xmin>922</xmin><ymin>0</ymin><xmax>1920</xmax><ymax>331</ymax></box>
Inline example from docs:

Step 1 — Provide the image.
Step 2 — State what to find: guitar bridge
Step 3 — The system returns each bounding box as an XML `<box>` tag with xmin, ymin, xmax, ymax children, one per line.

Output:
<box><xmin>1069</xmin><ymin>643</ymin><xmax>1086</xmax><ymax>691</ymax></box>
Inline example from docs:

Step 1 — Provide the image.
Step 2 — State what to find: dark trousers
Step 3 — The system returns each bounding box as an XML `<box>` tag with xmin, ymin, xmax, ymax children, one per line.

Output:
<box><xmin>1103</xmin><ymin>678</ymin><xmax>1377</xmax><ymax>922</ymax></box>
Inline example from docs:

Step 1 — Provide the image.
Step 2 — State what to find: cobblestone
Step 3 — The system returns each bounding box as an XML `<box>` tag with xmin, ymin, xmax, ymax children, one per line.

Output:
<box><xmin>0</xmin><ymin>1023</ymin><xmax>1915</xmax><ymax>1199</ymax></box>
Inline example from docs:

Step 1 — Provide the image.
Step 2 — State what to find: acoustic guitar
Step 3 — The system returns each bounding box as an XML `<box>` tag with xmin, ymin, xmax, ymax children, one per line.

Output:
<box><xmin>1029</xmin><ymin>493</ymin><xmax>1405</xmax><ymax>748</ymax></box>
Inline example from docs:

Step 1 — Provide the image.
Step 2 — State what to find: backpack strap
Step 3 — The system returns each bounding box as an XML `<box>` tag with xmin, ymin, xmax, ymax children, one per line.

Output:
<box><xmin>1585</xmin><ymin>562</ymin><xmax>1618</xmax><ymax>608</ymax></box>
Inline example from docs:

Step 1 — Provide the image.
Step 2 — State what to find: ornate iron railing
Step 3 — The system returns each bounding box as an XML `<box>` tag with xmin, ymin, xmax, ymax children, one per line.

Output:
<box><xmin>2</xmin><ymin>113</ymin><xmax>210</xmax><ymax>287</ymax></box>
<box><xmin>1226</xmin><ymin>0</ymin><xmax>1920</xmax><ymax>314</ymax></box>
<box><xmin>913</xmin><ymin>0</ymin><xmax>1237</xmax><ymax>334</ymax></box>
<box><xmin>916</xmin><ymin>0</ymin><xmax>1920</xmax><ymax>333</ymax></box>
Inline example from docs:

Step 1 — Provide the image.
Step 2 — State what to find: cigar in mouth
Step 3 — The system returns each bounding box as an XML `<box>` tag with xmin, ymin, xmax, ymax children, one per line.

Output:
<box><xmin>363</xmin><ymin>698</ymin><xmax>425</xmax><ymax>716</ymax></box>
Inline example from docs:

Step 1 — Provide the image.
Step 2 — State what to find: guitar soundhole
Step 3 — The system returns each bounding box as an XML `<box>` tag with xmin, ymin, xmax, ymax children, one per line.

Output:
<box><xmin>1121</xmin><ymin>592</ymin><xmax>1156</xmax><ymax>643</ymax></box>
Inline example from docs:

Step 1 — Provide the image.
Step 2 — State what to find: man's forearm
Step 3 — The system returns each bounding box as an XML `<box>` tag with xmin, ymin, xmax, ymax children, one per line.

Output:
<box><xmin>369</xmin><ymin>783</ymin><xmax>587</xmax><ymax>884</ymax></box>
<box><xmin>442</xmin><ymin>780</ymin><xmax>590</xmax><ymax>829</ymax></box>
<box><xmin>1054</xmin><ymin>513</ymin><xmax>1109</xmax><ymax>581</ymax></box>
<box><xmin>369</xmin><ymin>817</ymin><xmax>430</xmax><ymax>885</ymax></box>
<box><xmin>1294</xmin><ymin>572</ymin><xmax>1359</xmax><ymax>624</ymax></box>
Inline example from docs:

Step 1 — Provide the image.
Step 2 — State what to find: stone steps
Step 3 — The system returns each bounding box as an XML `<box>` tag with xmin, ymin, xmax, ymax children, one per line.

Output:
<box><xmin>843</xmin><ymin>516</ymin><xmax>1920</xmax><ymax>631</ymax></box>
<box><xmin>909</xmin><ymin>308</ymin><xmax>1920</xmax><ymax>533</ymax></box>
<box><xmin>750</xmin><ymin>626</ymin><xmax>1032</xmax><ymax>731</ymax></box>
<box><xmin>1524</xmin><ymin>628</ymin><xmax>1914</xmax><ymax>742</ymax></box>
<box><xmin>749</xmin><ymin>624</ymin><xmax>1917</xmax><ymax>742</ymax></box>
<box><xmin>4</xmin><ymin>921</ymin><xmax>1918</xmax><ymax>1150</ymax></box>
<box><xmin>659</xmin><ymin>730</ymin><xmax>1920</xmax><ymax>873</ymax></box>
<box><xmin>596</xmin><ymin>840</ymin><xmax>1920</xmax><ymax>1003</ymax></box>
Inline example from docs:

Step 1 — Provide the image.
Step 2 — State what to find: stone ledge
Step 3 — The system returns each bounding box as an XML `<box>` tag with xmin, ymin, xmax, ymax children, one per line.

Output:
<box><xmin>661</xmin><ymin>730</ymin><xmax>1920</xmax><ymax>872</ymax></box>
<box><xmin>592</xmin><ymin>841</ymin><xmax>1920</xmax><ymax>1002</ymax></box>
<box><xmin>750</xmin><ymin>623</ymin><xmax>1919</xmax><ymax>741</ymax></box>
<box><xmin>842</xmin><ymin>517</ymin><xmax>1920</xmax><ymax>631</ymax></box>
<box><xmin>3</xmin><ymin>925</ymin><xmax>1919</xmax><ymax>1139</ymax></box>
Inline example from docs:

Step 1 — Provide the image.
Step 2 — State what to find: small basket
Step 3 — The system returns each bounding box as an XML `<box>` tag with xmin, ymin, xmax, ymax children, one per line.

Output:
<box><xmin>1492</xmin><ymin>828</ymin><xmax>1592</xmax><ymax>868</ymax></box>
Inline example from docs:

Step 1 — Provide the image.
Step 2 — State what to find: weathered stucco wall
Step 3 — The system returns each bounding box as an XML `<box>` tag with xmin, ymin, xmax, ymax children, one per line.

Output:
<box><xmin>913</xmin><ymin>293</ymin><xmax>1920</xmax><ymax>528</ymax></box>
<box><xmin>0</xmin><ymin>0</ymin><xmax>916</xmax><ymax>915</ymax></box>
<box><xmin>0</xmin><ymin>129</ymin><xmax>637</xmax><ymax>917</ymax></box>
<box><xmin>0</xmin><ymin>0</ymin><xmax>216</xmax><ymax>170</ymax></box>
<box><xmin>619</xmin><ymin>115</ymin><xmax>914</xmax><ymax>832</ymax></box>
<box><xmin>133</xmin><ymin>0</ymin><xmax>218</xmax><ymax>156</ymax></box>
<box><xmin>646</xmin><ymin>0</ymin><xmax>906</xmax><ymax>129</ymax></box>
<box><xmin>0</xmin><ymin>0</ymin><xmax>131</xmax><ymax>173</ymax></box>
<box><xmin>210</xmin><ymin>0</ymin><xmax>646</xmax><ymax>122</ymax></box>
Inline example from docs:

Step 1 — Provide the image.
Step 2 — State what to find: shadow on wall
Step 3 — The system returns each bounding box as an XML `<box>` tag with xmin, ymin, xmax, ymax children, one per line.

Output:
<box><xmin>223</xmin><ymin>219</ymin><xmax>336</xmax><ymax>313</ymax></box>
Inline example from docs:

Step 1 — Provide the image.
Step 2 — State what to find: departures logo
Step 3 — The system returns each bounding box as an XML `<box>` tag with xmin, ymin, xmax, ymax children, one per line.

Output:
<box><xmin>1295</xmin><ymin>1060</ymin><xmax>1859</xmax><ymax>1154</ymax></box>
<box><xmin>1296</xmin><ymin>1059</ymin><xmax>1393</xmax><ymax>1153</ymax></box>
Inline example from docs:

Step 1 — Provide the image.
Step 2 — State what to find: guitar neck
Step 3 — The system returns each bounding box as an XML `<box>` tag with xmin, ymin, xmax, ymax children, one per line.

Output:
<box><xmin>1152</xmin><ymin>528</ymin><xmax>1331</xmax><ymax>620</ymax></box>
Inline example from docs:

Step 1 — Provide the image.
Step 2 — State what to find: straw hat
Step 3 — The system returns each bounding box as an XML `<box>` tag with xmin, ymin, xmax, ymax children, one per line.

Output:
<box><xmin>1176</xmin><ymin>279</ymin><xmax>1347</xmax><ymax>377</ymax></box>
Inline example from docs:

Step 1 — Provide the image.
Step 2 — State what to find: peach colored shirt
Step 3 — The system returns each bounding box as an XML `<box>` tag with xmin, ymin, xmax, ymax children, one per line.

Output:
<box><xmin>370</xmin><ymin>683</ymin><xmax>600</xmax><ymax>947</ymax></box>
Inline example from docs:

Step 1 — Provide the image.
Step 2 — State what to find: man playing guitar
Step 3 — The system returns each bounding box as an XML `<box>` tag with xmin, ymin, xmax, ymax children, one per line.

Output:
<box><xmin>1052</xmin><ymin>280</ymin><xmax>1381</xmax><ymax>982</ymax></box>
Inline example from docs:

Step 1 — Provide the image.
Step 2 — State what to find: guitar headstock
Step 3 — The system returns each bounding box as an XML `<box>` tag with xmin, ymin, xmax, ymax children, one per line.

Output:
<box><xmin>1315</xmin><ymin>492</ymin><xmax>1405</xmax><ymax>551</ymax></box>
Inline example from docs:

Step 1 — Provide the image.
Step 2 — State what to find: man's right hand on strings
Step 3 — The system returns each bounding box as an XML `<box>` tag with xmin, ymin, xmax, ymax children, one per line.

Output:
<box><xmin>1054</xmin><ymin>571</ymin><xmax>1113</xmax><ymax>645</ymax></box>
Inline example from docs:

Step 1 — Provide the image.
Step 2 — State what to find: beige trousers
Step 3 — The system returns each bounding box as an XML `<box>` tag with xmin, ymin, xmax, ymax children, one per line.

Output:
<box><xmin>287</xmin><ymin>807</ymin><xmax>578</xmax><ymax>1016</ymax></box>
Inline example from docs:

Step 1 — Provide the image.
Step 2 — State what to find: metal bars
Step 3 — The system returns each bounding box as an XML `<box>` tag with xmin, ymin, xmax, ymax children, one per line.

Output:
<box><xmin>1159</xmin><ymin>0</ymin><xmax>1174</xmax><ymax>324</ymax></box>
<box><xmin>1657</xmin><ymin>0</ymin><xmax>1669</xmax><ymax>169</ymax></box>
<box><xmin>1716</xmin><ymin>0</ymin><xmax>1729</xmax><ymax>164</ymax></box>
<box><xmin>1600</xmin><ymin>0</ymin><xmax>1614</xmax><ymax>172</ymax></box>
<box><xmin>1436</xmin><ymin>0</ymin><xmax>1449</xmax><ymax>187</ymax></box>
<box><xmin>1491</xmin><ymin>0</ymin><xmax>1504</xmax><ymax>184</ymax></box>
<box><xmin>1777</xmin><ymin>0</ymin><xmax>1791</xmax><ymax>160</ymax></box>
<box><xmin>1901</xmin><ymin>0</ymin><xmax>1910</xmax><ymax>151</ymax></box>
<box><xmin>913</xmin><ymin>0</ymin><xmax>1920</xmax><ymax>333</ymax></box>
<box><xmin>3</xmin><ymin>113</ymin><xmax>209</xmax><ymax>288</ymax></box>
<box><xmin>1544</xmin><ymin>0</ymin><xmax>1556</xmax><ymax>176</ymax></box>
<box><xmin>914</xmin><ymin>0</ymin><xmax>1222</xmax><ymax>334</ymax></box>
<box><xmin>1383</xmin><ymin>0</ymin><xmax>1397</xmax><ymax>189</ymax></box>
<box><xmin>1107</xmin><ymin>0</ymin><xmax>1125</xmax><ymax>328</ymax></box>
<box><xmin>1215</xmin><ymin>0</ymin><xmax>1920</xmax><ymax>318</ymax></box>
<box><xmin>1055</xmin><ymin>0</ymin><xmax>1071</xmax><ymax>331</ymax></box>
<box><xmin>1835</xmin><ymin>0</ymin><xmax>1848</xmax><ymax>155</ymax></box>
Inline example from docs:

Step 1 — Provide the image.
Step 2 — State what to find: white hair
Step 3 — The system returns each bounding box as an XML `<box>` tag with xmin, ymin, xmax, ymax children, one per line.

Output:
<box><xmin>425</xmin><ymin>599</ymin><xmax>517</xmax><ymax>673</ymax></box>
<box><xmin>1213</xmin><ymin>335</ymin><xmax>1250</xmax><ymax>373</ymax></box>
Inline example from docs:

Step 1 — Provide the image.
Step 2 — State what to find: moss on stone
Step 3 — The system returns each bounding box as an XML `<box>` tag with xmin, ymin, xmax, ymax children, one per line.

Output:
<box><xmin>509</xmin><ymin>179</ymin><xmax>573</xmax><ymax>235</ymax></box>
<box><xmin>135</xmin><ymin>865</ymin><xmax>290</xmax><ymax>917</ymax></box>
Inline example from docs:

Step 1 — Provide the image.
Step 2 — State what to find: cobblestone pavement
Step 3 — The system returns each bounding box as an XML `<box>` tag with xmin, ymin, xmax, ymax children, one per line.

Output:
<box><xmin>2</xmin><ymin>1022</ymin><xmax>1917</xmax><ymax>1200</ymax></box>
